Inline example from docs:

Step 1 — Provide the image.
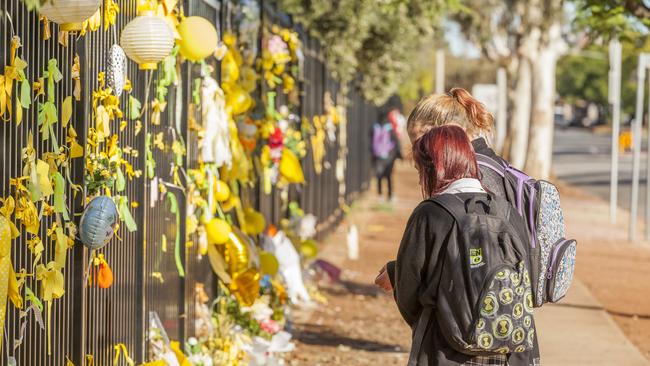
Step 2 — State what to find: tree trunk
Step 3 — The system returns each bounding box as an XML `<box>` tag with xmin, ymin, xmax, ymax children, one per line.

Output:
<box><xmin>525</xmin><ymin>24</ymin><xmax>562</xmax><ymax>179</ymax></box>
<box><xmin>506</xmin><ymin>56</ymin><xmax>532</xmax><ymax>168</ymax></box>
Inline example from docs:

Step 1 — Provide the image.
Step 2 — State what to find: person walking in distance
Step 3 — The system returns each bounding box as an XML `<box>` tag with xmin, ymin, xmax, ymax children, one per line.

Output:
<box><xmin>372</xmin><ymin>114</ymin><xmax>402</xmax><ymax>201</ymax></box>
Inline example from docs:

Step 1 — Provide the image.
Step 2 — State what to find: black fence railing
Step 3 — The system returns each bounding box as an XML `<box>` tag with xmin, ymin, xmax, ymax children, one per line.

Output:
<box><xmin>0</xmin><ymin>0</ymin><xmax>377</xmax><ymax>364</ymax></box>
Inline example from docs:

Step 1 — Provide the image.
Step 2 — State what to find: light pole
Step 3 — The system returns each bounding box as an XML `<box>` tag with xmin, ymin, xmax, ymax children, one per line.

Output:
<box><xmin>609</xmin><ymin>39</ymin><xmax>622</xmax><ymax>224</ymax></box>
<box><xmin>629</xmin><ymin>53</ymin><xmax>649</xmax><ymax>241</ymax></box>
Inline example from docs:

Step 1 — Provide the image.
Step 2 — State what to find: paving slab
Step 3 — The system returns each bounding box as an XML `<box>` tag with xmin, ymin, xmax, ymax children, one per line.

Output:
<box><xmin>536</xmin><ymin>279</ymin><xmax>649</xmax><ymax>366</ymax></box>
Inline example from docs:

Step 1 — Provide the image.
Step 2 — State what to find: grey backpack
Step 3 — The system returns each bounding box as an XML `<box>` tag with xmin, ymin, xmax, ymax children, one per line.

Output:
<box><xmin>408</xmin><ymin>194</ymin><xmax>537</xmax><ymax>365</ymax></box>
<box><xmin>476</xmin><ymin>153</ymin><xmax>577</xmax><ymax>307</ymax></box>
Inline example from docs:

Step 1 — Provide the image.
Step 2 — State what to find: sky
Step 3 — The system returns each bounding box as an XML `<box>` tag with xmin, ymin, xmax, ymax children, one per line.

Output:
<box><xmin>443</xmin><ymin>20</ymin><xmax>481</xmax><ymax>58</ymax></box>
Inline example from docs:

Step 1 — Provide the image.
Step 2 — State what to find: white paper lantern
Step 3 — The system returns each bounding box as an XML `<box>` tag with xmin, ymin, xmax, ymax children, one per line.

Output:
<box><xmin>106</xmin><ymin>44</ymin><xmax>127</xmax><ymax>97</ymax></box>
<box><xmin>39</xmin><ymin>0</ymin><xmax>101</xmax><ymax>32</ymax></box>
<box><xmin>120</xmin><ymin>12</ymin><xmax>174</xmax><ymax>70</ymax></box>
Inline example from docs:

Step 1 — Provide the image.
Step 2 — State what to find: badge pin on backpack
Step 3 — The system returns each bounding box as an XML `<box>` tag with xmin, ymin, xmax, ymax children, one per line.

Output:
<box><xmin>476</xmin><ymin>154</ymin><xmax>577</xmax><ymax>307</ymax></box>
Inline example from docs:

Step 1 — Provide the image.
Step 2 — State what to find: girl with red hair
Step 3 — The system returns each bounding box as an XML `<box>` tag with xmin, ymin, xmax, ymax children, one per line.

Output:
<box><xmin>377</xmin><ymin>124</ymin><xmax>540</xmax><ymax>366</ymax></box>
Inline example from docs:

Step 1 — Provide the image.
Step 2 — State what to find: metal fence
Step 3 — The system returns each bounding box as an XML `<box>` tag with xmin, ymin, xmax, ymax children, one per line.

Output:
<box><xmin>0</xmin><ymin>0</ymin><xmax>377</xmax><ymax>364</ymax></box>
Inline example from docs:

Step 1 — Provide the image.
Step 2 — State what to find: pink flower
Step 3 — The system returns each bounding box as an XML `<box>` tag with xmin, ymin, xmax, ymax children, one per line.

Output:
<box><xmin>267</xmin><ymin>35</ymin><xmax>288</xmax><ymax>55</ymax></box>
<box><xmin>260</xmin><ymin>319</ymin><xmax>281</xmax><ymax>334</ymax></box>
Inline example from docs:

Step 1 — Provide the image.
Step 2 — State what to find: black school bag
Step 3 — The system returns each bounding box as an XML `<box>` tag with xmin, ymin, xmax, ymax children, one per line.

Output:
<box><xmin>408</xmin><ymin>194</ymin><xmax>537</xmax><ymax>365</ymax></box>
<box><xmin>476</xmin><ymin>153</ymin><xmax>577</xmax><ymax>307</ymax></box>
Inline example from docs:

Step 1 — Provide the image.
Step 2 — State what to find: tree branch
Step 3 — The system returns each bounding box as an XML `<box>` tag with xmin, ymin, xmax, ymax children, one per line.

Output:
<box><xmin>624</xmin><ymin>0</ymin><xmax>650</xmax><ymax>20</ymax></box>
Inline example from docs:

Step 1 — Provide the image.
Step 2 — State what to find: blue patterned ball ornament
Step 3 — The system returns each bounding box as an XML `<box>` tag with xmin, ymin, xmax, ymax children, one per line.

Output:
<box><xmin>79</xmin><ymin>196</ymin><xmax>119</xmax><ymax>250</ymax></box>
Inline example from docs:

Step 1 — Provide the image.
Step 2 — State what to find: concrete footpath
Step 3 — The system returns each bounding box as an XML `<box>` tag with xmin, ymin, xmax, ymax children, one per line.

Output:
<box><xmin>536</xmin><ymin>279</ymin><xmax>648</xmax><ymax>365</ymax></box>
<box><xmin>288</xmin><ymin>161</ymin><xmax>649</xmax><ymax>366</ymax></box>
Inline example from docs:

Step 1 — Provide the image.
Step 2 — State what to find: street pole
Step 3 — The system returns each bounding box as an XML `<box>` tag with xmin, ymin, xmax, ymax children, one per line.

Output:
<box><xmin>435</xmin><ymin>49</ymin><xmax>445</xmax><ymax>94</ymax></box>
<box><xmin>609</xmin><ymin>39</ymin><xmax>622</xmax><ymax>224</ymax></box>
<box><xmin>646</xmin><ymin>69</ymin><xmax>650</xmax><ymax>240</ymax></box>
<box><xmin>629</xmin><ymin>53</ymin><xmax>648</xmax><ymax>241</ymax></box>
<box><xmin>496</xmin><ymin>67</ymin><xmax>507</xmax><ymax>153</ymax></box>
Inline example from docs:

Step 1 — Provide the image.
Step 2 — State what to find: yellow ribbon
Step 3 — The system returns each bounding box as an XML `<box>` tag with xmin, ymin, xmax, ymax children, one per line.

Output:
<box><xmin>150</xmin><ymin>99</ymin><xmax>166</xmax><ymax>126</ymax></box>
<box><xmin>104</xmin><ymin>0</ymin><xmax>120</xmax><ymax>30</ymax></box>
<box><xmin>80</xmin><ymin>10</ymin><xmax>101</xmax><ymax>36</ymax></box>
<box><xmin>35</xmin><ymin>261</ymin><xmax>64</xmax><ymax>355</ymax></box>
<box><xmin>40</xmin><ymin>16</ymin><xmax>51</xmax><ymax>40</ymax></box>
<box><xmin>72</xmin><ymin>54</ymin><xmax>81</xmax><ymax>101</ymax></box>
<box><xmin>113</xmin><ymin>343</ymin><xmax>135</xmax><ymax>366</ymax></box>
<box><xmin>0</xmin><ymin>216</ymin><xmax>23</xmax><ymax>352</ymax></box>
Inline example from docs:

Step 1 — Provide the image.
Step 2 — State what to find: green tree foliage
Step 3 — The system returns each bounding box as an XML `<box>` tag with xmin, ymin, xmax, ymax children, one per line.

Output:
<box><xmin>276</xmin><ymin>0</ymin><xmax>463</xmax><ymax>104</ymax></box>
<box><xmin>574</xmin><ymin>0</ymin><xmax>650</xmax><ymax>39</ymax></box>
<box><xmin>557</xmin><ymin>37</ymin><xmax>650</xmax><ymax>118</ymax></box>
<box><xmin>556</xmin><ymin>48</ymin><xmax>609</xmax><ymax>106</ymax></box>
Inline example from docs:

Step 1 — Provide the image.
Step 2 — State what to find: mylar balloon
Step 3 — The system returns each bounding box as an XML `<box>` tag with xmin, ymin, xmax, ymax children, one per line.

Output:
<box><xmin>177</xmin><ymin>16</ymin><xmax>218</xmax><ymax>62</ymax></box>
<box><xmin>231</xmin><ymin>268</ymin><xmax>260</xmax><ymax>307</ymax></box>
<box><xmin>106</xmin><ymin>44</ymin><xmax>127</xmax><ymax>97</ymax></box>
<box><xmin>222</xmin><ymin>229</ymin><xmax>251</xmax><ymax>275</ymax></box>
<box><xmin>205</xmin><ymin>218</ymin><xmax>231</xmax><ymax>245</ymax></box>
<box><xmin>79</xmin><ymin>196</ymin><xmax>119</xmax><ymax>250</ymax></box>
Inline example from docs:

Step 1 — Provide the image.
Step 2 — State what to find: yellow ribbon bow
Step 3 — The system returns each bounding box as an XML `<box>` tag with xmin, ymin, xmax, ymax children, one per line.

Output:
<box><xmin>0</xmin><ymin>215</ymin><xmax>23</xmax><ymax>352</ymax></box>
<box><xmin>72</xmin><ymin>54</ymin><xmax>81</xmax><ymax>101</ymax></box>
<box><xmin>113</xmin><ymin>343</ymin><xmax>135</xmax><ymax>366</ymax></box>
<box><xmin>35</xmin><ymin>261</ymin><xmax>65</xmax><ymax>355</ymax></box>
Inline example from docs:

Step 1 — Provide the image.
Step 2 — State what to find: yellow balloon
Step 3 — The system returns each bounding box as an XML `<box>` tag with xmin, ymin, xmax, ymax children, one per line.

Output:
<box><xmin>213</xmin><ymin>179</ymin><xmax>230</xmax><ymax>202</ymax></box>
<box><xmin>300</xmin><ymin>239</ymin><xmax>318</xmax><ymax>259</ymax></box>
<box><xmin>176</xmin><ymin>16</ymin><xmax>218</xmax><ymax>62</ymax></box>
<box><xmin>231</xmin><ymin>268</ymin><xmax>260</xmax><ymax>307</ymax></box>
<box><xmin>243</xmin><ymin>208</ymin><xmax>266</xmax><ymax>236</ymax></box>
<box><xmin>222</xmin><ymin>229</ymin><xmax>251</xmax><ymax>275</ymax></box>
<box><xmin>225</xmin><ymin>85</ymin><xmax>252</xmax><ymax>116</ymax></box>
<box><xmin>205</xmin><ymin>218</ymin><xmax>231</xmax><ymax>245</ymax></box>
<box><xmin>259</xmin><ymin>251</ymin><xmax>279</xmax><ymax>276</ymax></box>
<box><xmin>280</xmin><ymin>149</ymin><xmax>305</xmax><ymax>183</ymax></box>
<box><xmin>221</xmin><ymin>51</ymin><xmax>240</xmax><ymax>84</ymax></box>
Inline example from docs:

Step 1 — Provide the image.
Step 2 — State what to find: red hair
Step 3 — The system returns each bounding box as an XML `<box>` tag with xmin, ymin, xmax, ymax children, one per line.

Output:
<box><xmin>412</xmin><ymin>125</ymin><xmax>481</xmax><ymax>197</ymax></box>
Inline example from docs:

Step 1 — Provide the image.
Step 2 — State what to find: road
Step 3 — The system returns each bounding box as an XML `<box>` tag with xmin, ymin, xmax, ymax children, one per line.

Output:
<box><xmin>553</xmin><ymin>127</ymin><xmax>647</xmax><ymax>214</ymax></box>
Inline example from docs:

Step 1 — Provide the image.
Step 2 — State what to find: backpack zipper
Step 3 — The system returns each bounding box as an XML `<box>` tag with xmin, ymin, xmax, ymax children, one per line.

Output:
<box><xmin>545</xmin><ymin>239</ymin><xmax>576</xmax><ymax>301</ymax></box>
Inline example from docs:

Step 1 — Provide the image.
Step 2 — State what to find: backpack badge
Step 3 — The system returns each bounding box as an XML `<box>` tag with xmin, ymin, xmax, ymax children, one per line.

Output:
<box><xmin>469</xmin><ymin>248</ymin><xmax>484</xmax><ymax>268</ymax></box>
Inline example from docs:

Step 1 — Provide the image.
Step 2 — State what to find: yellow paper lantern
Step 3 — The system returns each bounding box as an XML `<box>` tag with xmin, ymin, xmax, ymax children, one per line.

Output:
<box><xmin>280</xmin><ymin>149</ymin><xmax>305</xmax><ymax>183</ymax></box>
<box><xmin>120</xmin><ymin>12</ymin><xmax>174</xmax><ymax>70</ymax></box>
<box><xmin>243</xmin><ymin>208</ymin><xmax>266</xmax><ymax>236</ymax></box>
<box><xmin>205</xmin><ymin>218</ymin><xmax>231</xmax><ymax>245</ymax></box>
<box><xmin>225</xmin><ymin>84</ymin><xmax>253</xmax><ymax>116</ymax></box>
<box><xmin>176</xmin><ymin>16</ymin><xmax>218</xmax><ymax>62</ymax></box>
<box><xmin>259</xmin><ymin>251</ymin><xmax>279</xmax><ymax>276</ymax></box>
<box><xmin>213</xmin><ymin>179</ymin><xmax>230</xmax><ymax>202</ymax></box>
<box><xmin>39</xmin><ymin>0</ymin><xmax>101</xmax><ymax>31</ymax></box>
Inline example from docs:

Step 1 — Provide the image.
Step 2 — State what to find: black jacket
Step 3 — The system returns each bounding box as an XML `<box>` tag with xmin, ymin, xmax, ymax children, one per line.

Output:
<box><xmin>386</xmin><ymin>138</ymin><xmax>540</xmax><ymax>366</ymax></box>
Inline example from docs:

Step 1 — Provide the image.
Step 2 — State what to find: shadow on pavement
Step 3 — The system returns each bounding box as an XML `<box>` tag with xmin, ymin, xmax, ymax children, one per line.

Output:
<box><xmin>293</xmin><ymin>324</ymin><xmax>405</xmax><ymax>353</ymax></box>
<box><xmin>319</xmin><ymin>280</ymin><xmax>383</xmax><ymax>298</ymax></box>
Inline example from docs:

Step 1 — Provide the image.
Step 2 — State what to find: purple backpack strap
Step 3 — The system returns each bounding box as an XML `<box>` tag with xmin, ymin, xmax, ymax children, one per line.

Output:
<box><xmin>506</xmin><ymin>166</ymin><xmax>531</xmax><ymax>215</ymax></box>
<box><xmin>476</xmin><ymin>153</ymin><xmax>506</xmax><ymax>177</ymax></box>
